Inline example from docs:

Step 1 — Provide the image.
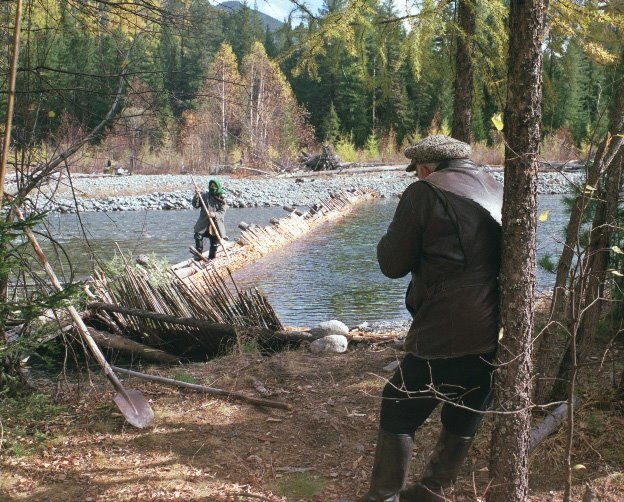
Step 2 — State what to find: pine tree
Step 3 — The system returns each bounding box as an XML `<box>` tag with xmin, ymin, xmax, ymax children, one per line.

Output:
<box><xmin>321</xmin><ymin>101</ymin><xmax>341</xmax><ymax>144</ymax></box>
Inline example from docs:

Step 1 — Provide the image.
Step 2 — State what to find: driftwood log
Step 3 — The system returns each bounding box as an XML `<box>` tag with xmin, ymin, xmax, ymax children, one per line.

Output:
<box><xmin>88</xmin><ymin>301</ymin><xmax>317</xmax><ymax>349</ymax></box>
<box><xmin>528</xmin><ymin>396</ymin><xmax>579</xmax><ymax>452</ymax></box>
<box><xmin>298</xmin><ymin>146</ymin><xmax>340</xmax><ymax>171</ymax></box>
<box><xmin>112</xmin><ymin>366</ymin><xmax>292</xmax><ymax>411</ymax></box>
<box><xmin>87</xmin><ymin>327</ymin><xmax>180</xmax><ymax>364</ymax></box>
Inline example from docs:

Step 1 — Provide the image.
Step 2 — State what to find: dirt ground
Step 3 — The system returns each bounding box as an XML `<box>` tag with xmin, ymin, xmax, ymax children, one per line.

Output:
<box><xmin>1</xmin><ymin>336</ymin><xmax>624</xmax><ymax>501</ymax></box>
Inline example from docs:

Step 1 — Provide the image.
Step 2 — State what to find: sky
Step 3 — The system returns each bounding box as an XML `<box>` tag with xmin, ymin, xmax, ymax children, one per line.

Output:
<box><xmin>245</xmin><ymin>0</ymin><xmax>324</xmax><ymax>22</ymax></box>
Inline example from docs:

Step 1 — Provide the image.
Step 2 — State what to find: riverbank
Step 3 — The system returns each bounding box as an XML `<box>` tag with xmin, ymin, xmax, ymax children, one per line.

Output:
<box><xmin>9</xmin><ymin>166</ymin><xmax>585</xmax><ymax>213</ymax></box>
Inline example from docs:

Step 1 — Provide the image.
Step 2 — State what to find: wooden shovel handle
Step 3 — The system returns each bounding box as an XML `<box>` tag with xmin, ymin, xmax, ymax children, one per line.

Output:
<box><xmin>11</xmin><ymin>203</ymin><xmax>134</xmax><ymax>405</ymax></box>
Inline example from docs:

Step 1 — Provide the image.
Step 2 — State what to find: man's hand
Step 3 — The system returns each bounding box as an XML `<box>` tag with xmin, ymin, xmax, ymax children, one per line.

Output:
<box><xmin>194</xmin><ymin>188</ymin><xmax>201</xmax><ymax>197</ymax></box>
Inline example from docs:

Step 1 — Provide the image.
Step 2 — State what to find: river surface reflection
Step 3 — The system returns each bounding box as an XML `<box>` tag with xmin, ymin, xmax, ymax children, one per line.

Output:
<box><xmin>42</xmin><ymin>195</ymin><xmax>567</xmax><ymax>327</ymax></box>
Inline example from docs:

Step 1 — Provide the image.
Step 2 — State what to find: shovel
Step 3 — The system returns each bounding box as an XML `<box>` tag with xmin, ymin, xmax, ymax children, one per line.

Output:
<box><xmin>12</xmin><ymin>203</ymin><xmax>154</xmax><ymax>428</ymax></box>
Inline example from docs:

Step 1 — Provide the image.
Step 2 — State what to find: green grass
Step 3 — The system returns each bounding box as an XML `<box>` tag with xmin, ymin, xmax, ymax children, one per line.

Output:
<box><xmin>273</xmin><ymin>473</ymin><xmax>326</xmax><ymax>498</ymax></box>
<box><xmin>0</xmin><ymin>392</ymin><xmax>66</xmax><ymax>457</ymax></box>
<box><xmin>172</xmin><ymin>371</ymin><xmax>197</xmax><ymax>384</ymax></box>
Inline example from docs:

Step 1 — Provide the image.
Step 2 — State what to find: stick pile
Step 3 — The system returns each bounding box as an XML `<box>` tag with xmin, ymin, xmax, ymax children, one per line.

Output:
<box><xmin>90</xmin><ymin>261</ymin><xmax>286</xmax><ymax>359</ymax></box>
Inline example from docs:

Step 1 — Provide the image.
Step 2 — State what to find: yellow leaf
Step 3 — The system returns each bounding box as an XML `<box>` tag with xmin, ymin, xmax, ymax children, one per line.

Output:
<box><xmin>610</xmin><ymin>270</ymin><xmax>624</xmax><ymax>277</ymax></box>
<box><xmin>48</xmin><ymin>110</ymin><xmax>56</xmax><ymax>118</ymax></box>
<box><xmin>611</xmin><ymin>246</ymin><xmax>624</xmax><ymax>254</ymax></box>
<box><xmin>538</xmin><ymin>210</ymin><xmax>550</xmax><ymax>222</ymax></box>
<box><xmin>572</xmin><ymin>464</ymin><xmax>586</xmax><ymax>471</ymax></box>
<box><xmin>491</xmin><ymin>113</ymin><xmax>504</xmax><ymax>132</ymax></box>
<box><xmin>498</xmin><ymin>327</ymin><xmax>504</xmax><ymax>341</ymax></box>
<box><xmin>583</xmin><ymin>184</ymin><xmax>596</xmax><ymax>195</ymax></box>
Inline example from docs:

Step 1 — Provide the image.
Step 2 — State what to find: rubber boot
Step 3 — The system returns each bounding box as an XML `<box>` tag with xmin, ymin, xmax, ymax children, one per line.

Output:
<box><xmin>400</xmin><ymin>428</ymin><xmax>473</xmax><ymax>502</ymax></box>
<box><xmin>194</xmin><ymin>237</ymin><xmax>203</xmax><ymax>253</ymax></box>
<box><xmin>208</xmin><ymin>243</ymin><xmax>218</xmax><ymax>260</ymax></box>
<box><xmin>357</xmin><ymin>429</ymin><xmax>413</xmax><ymax>502</ymax></box>
<box><xmin>193</xmin><ymin>236</ymin><xmax>204</xmax><ymax>260</ymax></box>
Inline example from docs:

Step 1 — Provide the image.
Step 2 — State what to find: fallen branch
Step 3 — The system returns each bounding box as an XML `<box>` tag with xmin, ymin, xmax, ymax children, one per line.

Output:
<box><xmin>87</xmin><ymin>328</ymin><xmax>180</xmax><ymax>364</ymax></box>
<box><xmin>347</xmin><ymin>333</ymin><xmax>403</xmax><ymax>344</ymax></box>
<box><xmin>112</xmin><ymin>366</ymin><xmax>292</xmax><ymax>411</ymax></box>
<box><xmin>88</xmin><ymin>301</ymin><xmax>315</xmax><ymax>345</ymax></box>
<box><xmin>529</xmin><ymin>395</ymin><xmax>579</xmax><ymax>452</ymax></box>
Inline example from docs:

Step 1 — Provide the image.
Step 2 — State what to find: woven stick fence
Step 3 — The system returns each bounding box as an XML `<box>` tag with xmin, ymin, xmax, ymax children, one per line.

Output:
<box><xmin>91</xmin><ymin>260</ymin><xmax>284</xmax><ymax>359</ymax></box>
<box><xmin>171</xmin><ymin>187</ymin><xmax>376</xmax><ymax>285</ymax></box>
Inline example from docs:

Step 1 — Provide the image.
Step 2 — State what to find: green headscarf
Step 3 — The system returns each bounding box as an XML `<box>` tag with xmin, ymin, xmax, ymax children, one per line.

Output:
<box><xmin>208</xmin><ymin>179</ymin><xmax>224</xmax><ymax>196</ymax></box>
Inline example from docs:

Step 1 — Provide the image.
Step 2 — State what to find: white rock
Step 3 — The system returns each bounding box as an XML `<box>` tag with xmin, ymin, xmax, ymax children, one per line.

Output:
<box><xmin>310</xmin><ymin>319</ymin><xmax>349</xmax><ymax>338</ymax></box>
<box><xmin>309</xmin><ymin>335</ymin><xmax>348</xmax><ymax>354</ymax></box>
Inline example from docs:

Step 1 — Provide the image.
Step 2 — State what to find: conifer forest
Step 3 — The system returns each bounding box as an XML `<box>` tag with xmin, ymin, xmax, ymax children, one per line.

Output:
<box><xmin>0</xmin><ymin>0</ymin><xmax>620</xmax><ymax>171</ymax></box>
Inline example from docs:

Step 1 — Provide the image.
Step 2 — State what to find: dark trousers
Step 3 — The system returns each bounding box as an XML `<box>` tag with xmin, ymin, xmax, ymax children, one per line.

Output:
<box><xmin>379</xmin><ymin>352</ymin><xmax>496</xmax><ymax>438</ymax></box>
<box><xmin>194</xmin><ymin>232</ymin><xmax>218</xmax><ymax>258</ymax></box>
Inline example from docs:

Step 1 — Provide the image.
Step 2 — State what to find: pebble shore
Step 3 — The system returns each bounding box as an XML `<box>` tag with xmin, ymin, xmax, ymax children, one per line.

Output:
<box><xmin>10</xmin><ymin>166</ymin><xmax>585</xmax><ymax>213</ymax></box>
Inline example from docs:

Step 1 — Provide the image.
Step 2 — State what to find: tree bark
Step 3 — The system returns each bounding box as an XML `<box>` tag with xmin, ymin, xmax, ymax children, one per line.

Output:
<box><xmin>549</xmin><ymin>152</ymin><xmax>624</xmax><ymax>402</ymax></box>
<box><xmin>487</xmin><ymin>0</ymin><xmax>546</xmax><ymax>499</ymax></box>
<box><xmin>451</xmin><ymin>0</ymin><xmax>476</xmax><ymax>143</ymax></box>
<box><xmin>535</xmin><ymin>74</ymin><xmax>624</xmax><ymax>403</ymax></box>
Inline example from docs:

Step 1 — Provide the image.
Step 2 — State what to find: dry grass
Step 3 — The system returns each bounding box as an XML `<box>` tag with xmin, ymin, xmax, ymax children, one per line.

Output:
<box><xmin>2</xmin><ymin>332</ymin><xmax>623</xmax><ymax>501</ymax></box>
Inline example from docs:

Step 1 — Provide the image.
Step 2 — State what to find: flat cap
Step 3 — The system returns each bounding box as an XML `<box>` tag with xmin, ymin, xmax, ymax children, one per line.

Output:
<box><xmin>404</xmin><ymin>135</ymin><xmax>471</xmax><ymax>172</ymax></box>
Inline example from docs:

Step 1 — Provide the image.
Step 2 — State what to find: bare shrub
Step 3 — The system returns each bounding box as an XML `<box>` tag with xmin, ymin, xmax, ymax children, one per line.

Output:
<box><xmin>472</xmin><ymin>140</ymin><xmax>504</xmax><ymax>166</ymax></box>
<box><xmin>540</xmin><ymin>127</ymin><xmax>580</xmax><ymax>162</ymax></box>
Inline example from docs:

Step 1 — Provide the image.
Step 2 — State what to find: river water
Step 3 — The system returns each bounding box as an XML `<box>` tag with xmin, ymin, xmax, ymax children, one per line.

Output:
<box><xmin>41</xmin><ymin>195</ymin><xmax>568</xmax><ymax>327</ymax></box>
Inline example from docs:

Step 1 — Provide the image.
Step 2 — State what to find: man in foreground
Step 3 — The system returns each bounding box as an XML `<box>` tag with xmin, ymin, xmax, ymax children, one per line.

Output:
<box><xmin>359</xmin><ymin>135</ymin><xmax>503</xmax><ymax>501</ymax></box>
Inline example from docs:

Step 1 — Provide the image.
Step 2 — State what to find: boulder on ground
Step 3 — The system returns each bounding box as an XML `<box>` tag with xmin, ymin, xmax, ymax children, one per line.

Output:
<box><xmin>309</xmin><ymin>335</ymin><xmax>348</xmax><ymax>354</ymax></box>
<box><xmin>310</xmin><ymin>319</ymin><xmax>349</xmax><ymax>338</ymax></box>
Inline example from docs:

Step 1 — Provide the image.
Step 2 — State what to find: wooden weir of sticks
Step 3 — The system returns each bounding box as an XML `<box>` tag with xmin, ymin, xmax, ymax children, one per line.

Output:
<box><xmin>170</xmin><ymin>187</ymin><xmax>376</xmax><ymax>286</ymax></box>
<box><xmin>90</xmin><ymin>187</ymin><xmax>376</xmax><ymax>359</ymax></box>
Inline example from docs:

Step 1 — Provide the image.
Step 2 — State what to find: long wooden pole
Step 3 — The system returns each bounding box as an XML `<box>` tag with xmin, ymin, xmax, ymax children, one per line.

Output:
<box><xmin>0</xmin><ymin>0</ymin><xmax>23</xmax><ymax>207</ymax></box>
<box><xmin>190</xmin><ymin>174</ymin><xmax>230</xmax><ymax>261</ymax></box>
<box><xmin>112</xmin><ymin>366</ymin><xmax>292</xmax><ymax>411</ymax></box>
<box><xmin>11</xmin><ymin>203</ymin><xmax>153</xmax><ymax>427</ymax></box>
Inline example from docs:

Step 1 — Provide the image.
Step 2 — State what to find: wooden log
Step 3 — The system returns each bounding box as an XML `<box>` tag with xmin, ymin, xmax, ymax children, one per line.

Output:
<box><xmin>528</xmin><ymin>396</ymin><xmax>579</xmax><ymax>452</ymax></box>
<box><xmin>88</xmin><ymin>302</ymin><xmax>314</xmax><ymax>345</ymax></box>
<box><xmin>283</xmin><ymin>205</ymin><xmax>305</xmax><ymax>217</ymax></box>
<box><xmin>348</xmin><ymin>333</ymin><xmax>402</xmax><ymax>344</ymax></box>
<box><xmin>112</xmin><ymin>366</ymin><xmax>292</xmax><ymax>411</ymax></box>
<box><xmin>87</xmin><ymin>327</ymin><xmax>180</xmax><ymax>363</ymax></box>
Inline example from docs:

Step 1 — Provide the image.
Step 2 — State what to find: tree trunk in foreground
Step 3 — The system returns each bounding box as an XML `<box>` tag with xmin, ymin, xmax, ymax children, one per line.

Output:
<box><xmin>451</xmin><ymin>0</ymin><xmax>476</xmax><ymax>143</ymax></box>
<box><xmin>487</xmin><ymin>0</ymin><xmax>545</xmax><ymax>500</ymax></box>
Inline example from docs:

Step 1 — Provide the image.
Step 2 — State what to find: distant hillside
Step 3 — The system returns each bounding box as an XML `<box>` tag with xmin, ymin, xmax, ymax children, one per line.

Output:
<box><xmin>218</xmin><ymin>1</ymin><xmax>284</xmax><ymax>32</ymax></box>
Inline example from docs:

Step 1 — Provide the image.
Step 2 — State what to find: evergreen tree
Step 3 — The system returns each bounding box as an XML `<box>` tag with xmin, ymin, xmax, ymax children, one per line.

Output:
<box><xmin>321</xmin><ymin>101</ymin><xmax>341</xmax><ymax>144</ymax></box>
<box><xmin>221</xmin><ymin>2</ymin><xmax>264</xmax><ymax>63</ymax></box>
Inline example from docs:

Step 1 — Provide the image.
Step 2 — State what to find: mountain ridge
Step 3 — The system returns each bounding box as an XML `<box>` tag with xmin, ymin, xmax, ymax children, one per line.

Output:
<box><xmin>218</xmin><ymin>1</ymin><xmax>284</xmax><ymax>32</ymax></box>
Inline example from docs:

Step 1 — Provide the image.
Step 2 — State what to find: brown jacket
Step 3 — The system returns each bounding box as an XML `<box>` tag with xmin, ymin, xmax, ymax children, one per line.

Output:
<box><xmin>377</xmin><ymin>159</ymin><xmax>502</xmax><ymax>358</ymax></box>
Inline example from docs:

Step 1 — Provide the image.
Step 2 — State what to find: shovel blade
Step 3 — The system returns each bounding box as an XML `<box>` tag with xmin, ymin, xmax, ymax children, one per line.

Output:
<box><xmin>113</xmin><ymin>389</ymin><xmax>154</xmax><ymax>428</ymax></box>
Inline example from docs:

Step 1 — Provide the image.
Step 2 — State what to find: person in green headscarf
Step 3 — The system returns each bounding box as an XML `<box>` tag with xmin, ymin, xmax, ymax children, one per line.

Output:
<box><xmin>192</xmin><ymin>179</ymin><xmax>227</xmax><ymax>260</ymax></box>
